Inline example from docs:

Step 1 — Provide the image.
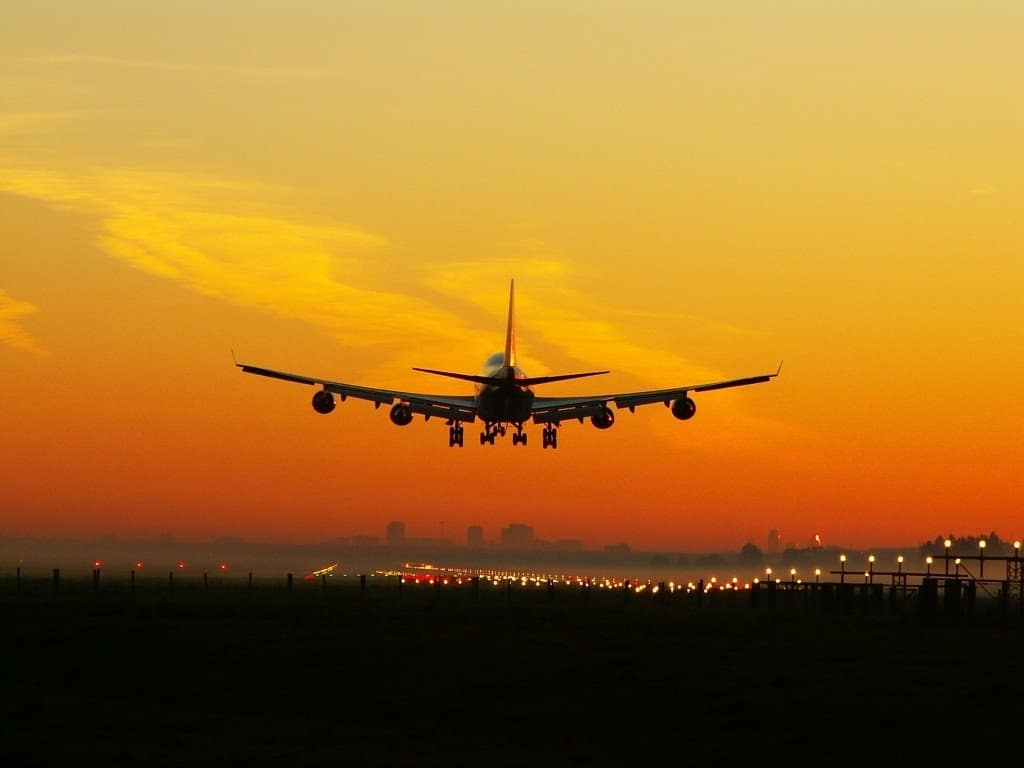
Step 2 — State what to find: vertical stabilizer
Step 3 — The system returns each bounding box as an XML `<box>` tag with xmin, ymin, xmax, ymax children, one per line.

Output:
<box><xmin>503</xmin><ymin>279</ymin><xmax>516</xmax><ymax>368</ymax></box>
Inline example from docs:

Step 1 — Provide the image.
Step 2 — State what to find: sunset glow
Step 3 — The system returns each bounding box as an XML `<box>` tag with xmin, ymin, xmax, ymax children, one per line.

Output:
<box><xmin>1</xmin><ymin>2</ymin><xmax>1020</xmax><ymax>552</ymax></box>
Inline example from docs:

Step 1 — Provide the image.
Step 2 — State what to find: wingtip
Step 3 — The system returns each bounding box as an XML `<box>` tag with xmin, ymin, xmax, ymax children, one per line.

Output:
<box><xmin>776</xmin><ymin>360</ymin><xmax>784</xmax><ymax>375</ymax></box>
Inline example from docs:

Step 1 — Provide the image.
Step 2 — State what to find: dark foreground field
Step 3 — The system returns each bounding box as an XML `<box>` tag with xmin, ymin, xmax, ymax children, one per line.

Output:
<box><xmin>3</xmin><ymin>577</ymin><xmax>1022</xmax><ymax>765</ymax></box>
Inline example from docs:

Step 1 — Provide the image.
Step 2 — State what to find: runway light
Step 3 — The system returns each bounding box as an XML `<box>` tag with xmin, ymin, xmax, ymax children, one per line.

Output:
<box><xmin>177</xmin><ymin>561</ymin><xmax>186</xmax><ymax>569</ymax></box>
<box><xmin>93</xmin><ymin>560</ymin><xmax>102</xmax><ymax>569</ymax></box>
<box><xmin>135</xmin><ymin>561</ymin><xmax>144</xmax><ymax>569</ymax></box>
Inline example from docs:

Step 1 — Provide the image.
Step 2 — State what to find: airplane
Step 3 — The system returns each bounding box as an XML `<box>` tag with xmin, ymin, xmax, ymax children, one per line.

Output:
<box><xmin>235</xmin><ymin>280</ymin><xmax>781</xmax><ymax>449</ymax></box>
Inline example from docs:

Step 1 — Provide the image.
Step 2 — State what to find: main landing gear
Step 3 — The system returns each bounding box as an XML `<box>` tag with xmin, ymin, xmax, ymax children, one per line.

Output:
<box><xmin>541</xmin><ymin>425</ymin><xmax>558</xmax><ymax>449</ymax></box>
<box><xmin>448</xmin><ymin>422</ymin><xmax>464</xmax><ymax>448</ymax></box>
<box><xmin>479</xmin><ymin>422</ymin><xmax>506</xmax><ymax>445</ymax></box>
<box><xmin>511</xmin><ymin>424</ymin><xmax>528</xmax><ymax>446</ymax></box>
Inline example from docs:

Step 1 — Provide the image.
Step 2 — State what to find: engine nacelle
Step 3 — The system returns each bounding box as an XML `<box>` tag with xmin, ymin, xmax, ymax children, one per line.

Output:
<box><xmin>389</xmin><ymin>403</ymin><xmax>413</xmax><ymax>426</ymax></box>
<box><xmin>312</xmin><ymin>390</ymin><xmax>335</xmax><ymax>414</ymax></box>
<box><xmin>590</xmin><ymin>405</ymin><xmax>615</xmax><ymax>430</ymax></box>
<box><xmin>671</xmin><ymin>397</ymin><xmax>696</xmax><ymax>421</ymax></box>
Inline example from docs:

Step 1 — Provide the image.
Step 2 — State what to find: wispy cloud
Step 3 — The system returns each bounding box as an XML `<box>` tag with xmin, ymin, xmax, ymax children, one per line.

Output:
<box><xmin>20</xmin><ymin>54</ymin><xmax>325</xmax><ymax>85</ymax></box>
<box><xmin>0</xmin><ymin>166</ymin><xmax>477</xmax><ymax>361</ymax></box>
<box><xmin>0</xmin><ymin>288</ymin><xmax>46</xmax><ymax>356</ymax></box>
<box><xmin>0</xmin><ymin>111</ymin><xmax>87</xmax><ymax>135</ymax></box>
<box><xmin>423</xmin><ymin>251</ymin><xmax>725</xmax><ymax>385</ymax></box>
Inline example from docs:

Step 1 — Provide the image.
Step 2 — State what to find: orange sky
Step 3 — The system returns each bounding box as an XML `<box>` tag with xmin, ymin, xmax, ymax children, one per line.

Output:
<box><xmin>1</xmin><ymin>2</ymin><xmax>1021</xmax><ymax>552</ymax></box>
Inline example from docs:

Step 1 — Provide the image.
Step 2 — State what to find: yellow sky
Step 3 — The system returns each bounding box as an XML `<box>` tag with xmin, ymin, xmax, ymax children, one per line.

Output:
<box><xmin>0</xmin><ymin>1</ymin><xmax>1020</xmax><ymax>551</ymax></box>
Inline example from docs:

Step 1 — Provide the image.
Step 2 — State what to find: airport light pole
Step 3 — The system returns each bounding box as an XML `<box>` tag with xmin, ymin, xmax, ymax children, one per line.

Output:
<box><xmin>944</xmin><ymin>539</ymin><xmax>952</xmax><ymax>575</ymax></box>
<box><xmin>926</xmin><ymin>556</ymin><xmax>933</xmax><ymax>576</ymax></box>
<box><xmin>839</xmin><ymin>554</ymin><xmax>846</xmax><ymax>584</ymax></box>
<box><xmin>979</xmin><ymin>539</ymin><xmax>986</xmax><ymax>578</ymax></box>
<box><xmin>868</xmin><ymin>555</ymin><xmax>875</xmax><ymax>585</ymax></box>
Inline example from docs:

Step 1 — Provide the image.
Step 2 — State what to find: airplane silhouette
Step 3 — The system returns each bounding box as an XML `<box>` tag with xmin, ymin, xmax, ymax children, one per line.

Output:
<box><xmin>236</xmin><ymin>280</ymin><xmax>781</xmax><ymax>448</ymax></box>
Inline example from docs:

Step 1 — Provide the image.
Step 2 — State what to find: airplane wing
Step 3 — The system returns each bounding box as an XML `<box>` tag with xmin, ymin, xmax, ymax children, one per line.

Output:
<box><xmin>530</xmin><ymin>363</ymin><xmax>782</xmax><ymax>425</ymax></box>
<box><xmin>236</xmin><ymin>362</ymin><xmax>479</xmax><ymax>423</ymax></box>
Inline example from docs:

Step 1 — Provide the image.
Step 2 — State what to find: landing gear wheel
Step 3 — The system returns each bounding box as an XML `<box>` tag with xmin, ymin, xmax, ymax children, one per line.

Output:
<box><xmin>542</xmin><ymin>426</ymin><xmax>558</xmax><ymax>449</ymax></box>
<box><xmin>448</xmin><ymin>425</ymin><xmax>464</xmax><ymax>448</ymax></box>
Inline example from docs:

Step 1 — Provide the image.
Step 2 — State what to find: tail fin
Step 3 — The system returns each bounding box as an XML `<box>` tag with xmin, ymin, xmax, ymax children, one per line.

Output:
<box><xmin>503</xmin><ymin>279</ymin><xmax>516</xmax><ymax>368</ymax></box>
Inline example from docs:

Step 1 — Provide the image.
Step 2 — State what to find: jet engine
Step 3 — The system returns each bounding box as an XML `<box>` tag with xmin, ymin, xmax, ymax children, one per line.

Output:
<box><xmin>590</xmin><ymin>405</ymin><xmax>615</xmax><ymax>430</ymax></box>
<box><xmin>389</xmin><ymin>403</ymin><xmax>414</xmax><ymax>426</ymax></box>
<box><xmin>671</xmin><ymin>397</ymin><xmax>696</xmax><ymax>421</ymax></box>
<box><xmin>312</xmin><ymin>390</ymin><xmax>336</xmax><ymax>414</ymax></box>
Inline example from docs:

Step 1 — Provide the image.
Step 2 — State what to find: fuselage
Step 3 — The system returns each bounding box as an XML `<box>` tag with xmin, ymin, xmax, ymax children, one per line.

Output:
<box><xmin>474</xmin><ymin>352</ymin><xmax>534</xmax><ymax>424</ymax></box>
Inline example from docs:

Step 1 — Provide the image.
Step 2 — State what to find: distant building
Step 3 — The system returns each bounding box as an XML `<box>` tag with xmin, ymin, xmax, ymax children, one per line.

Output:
<box><xmin>467</xmin><ymin>526</ymin><xmax>484</xmax><ymax>547</ymax></box>
<box><xmin>386</xmin><ymin>521</ymin><xmax>406</xmax><ymax>546</ymax></box>
<box><xmin>604</xmin><ymin>543</ymin><xmax>631</xmax><ymax>555</ymax></box>
<box><xmin>351</xmin><ymin>535</ymin><xmax>380</xmax><ymax>547</ymax></box>
<box><xmin>500</xmin><ymin>523</ymin><xmax>534</xmax><ymax>548</ymax></box>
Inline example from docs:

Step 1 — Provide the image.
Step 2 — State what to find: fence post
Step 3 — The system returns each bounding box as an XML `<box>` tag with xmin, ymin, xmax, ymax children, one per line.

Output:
<box><xmin>919</xmin><ymin>578</ymin><xmax>937</xmax><ymax>626</ymax></box>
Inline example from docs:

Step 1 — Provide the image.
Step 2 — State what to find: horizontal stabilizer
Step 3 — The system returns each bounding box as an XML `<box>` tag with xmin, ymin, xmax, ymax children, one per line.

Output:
<box><xmin>519</xmin><ymin>371</ymin><xmax>609</xmax><ymax>387</ymax></box>
<box><xmin>412</xmin><ymin>367</ymin><xmax>496</xmax><ymax>386</ymax></box>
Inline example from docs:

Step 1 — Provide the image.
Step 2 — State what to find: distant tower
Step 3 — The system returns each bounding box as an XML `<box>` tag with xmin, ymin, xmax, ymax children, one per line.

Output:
<box><xmin>467</xmin><ymin>526</ymin><xmax>484</xmax><ymax>547</ymax></box>
<box><xmin>386</xmin><ymin>521</ymin><xmax>406</xmax><ymax>546</ymax></box>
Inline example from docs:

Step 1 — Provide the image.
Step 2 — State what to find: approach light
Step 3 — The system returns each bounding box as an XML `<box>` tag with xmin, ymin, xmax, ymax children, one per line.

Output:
<box><xmin>93</xmin><ymin>561</ymin><xmax>102</xmax><ymax>569</ymax></box>
<box><xmin>979</xmin><ymin>540</ymin><xmax>987</xmax><ymax>549</ymax></box>
<box><xmin>840</xmin><ymin>554</ymin><xmax>847</xmax><ymax>563</ymax></box>
<box><xmin>135</xmin><ymin>561</ymin><xmax>144</xmax><ymax>569</ymax></box>
<box><xmin>897</xmin><ymin>555</ymin><xmax>904</xmax><ymax>564</ymax></box>
<box><xmin>1015</xmin><ymin>541</ymin><xmax>1021</xmax><ymax>552</ymax></box>
<box><xmin>944</xmin><ymin>539</ymin><xmax>952</xmax><ymax>549</ymax></box>
<box><xmin>868</xmin><ymin>555</ymin><xmax>876</xmax><ymax>563</ymax></box>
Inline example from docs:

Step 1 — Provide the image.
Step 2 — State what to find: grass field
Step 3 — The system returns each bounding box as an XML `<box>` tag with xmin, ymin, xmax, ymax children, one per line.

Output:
<box><xmin>3</xmin><ymin>576</ymin><xmax>1022</xmax><ymax>765</ymax></box>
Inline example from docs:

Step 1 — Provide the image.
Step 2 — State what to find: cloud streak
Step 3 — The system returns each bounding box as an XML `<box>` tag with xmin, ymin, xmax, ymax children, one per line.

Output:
<box><xmin>0</xmin><ymin>289</ymin><xmax>46</xmax><ymax>356</ymax></box>
<box><xmin>0</xmin><ymin>166</ymin><xmax>478</xmax><ymax>361</ymax></box>
<box><xmin>20</xmin><ymin>54</ymin><xmax>325</xmax><ymax>85</ymax></box>
<box><xmin>0</xmin><ymin>111</ymin><xmax>87</xmax><ymax>135</ymax></box>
